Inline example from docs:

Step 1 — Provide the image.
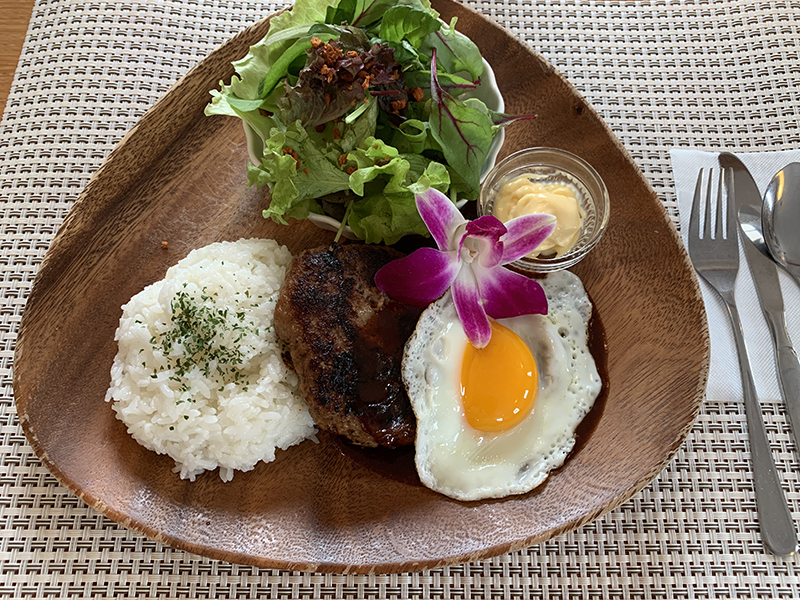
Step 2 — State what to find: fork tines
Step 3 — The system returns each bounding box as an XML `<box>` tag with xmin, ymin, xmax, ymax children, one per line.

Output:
<box><xmin>689</xmin><ymin>167</ymin><xmax>734</xmax><ymax>242</ymax></box>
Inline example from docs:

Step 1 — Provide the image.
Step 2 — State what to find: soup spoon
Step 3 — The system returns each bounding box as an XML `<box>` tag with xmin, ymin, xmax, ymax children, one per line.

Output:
<box><xmin>763</xmin><ymin>163</ymin><xmax>800</xmax><ymax>287</ymax></box>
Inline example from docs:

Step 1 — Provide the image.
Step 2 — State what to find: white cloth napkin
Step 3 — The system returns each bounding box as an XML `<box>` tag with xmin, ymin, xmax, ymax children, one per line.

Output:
<box><xmin>670</xmin><ymin>149</ymin><xmax>800</xmax><ymax>404</ymax></box>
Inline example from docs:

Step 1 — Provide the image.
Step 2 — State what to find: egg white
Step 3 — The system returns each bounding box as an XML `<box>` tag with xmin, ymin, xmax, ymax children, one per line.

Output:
<box><xmin>403</xmin><ymin>270</ymin><xmax>602</xmax><ymax>501</ymax></box>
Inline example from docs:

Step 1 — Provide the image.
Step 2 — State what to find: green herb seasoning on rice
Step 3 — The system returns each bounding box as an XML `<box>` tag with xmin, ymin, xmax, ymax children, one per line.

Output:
<box><xmin>105</xmin><ymin>238</ymin><xmax>316</xmax><ymax>482</ymax></box>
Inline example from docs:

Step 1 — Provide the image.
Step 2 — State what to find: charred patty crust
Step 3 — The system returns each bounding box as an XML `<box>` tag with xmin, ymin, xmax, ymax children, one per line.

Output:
<box><xmin>274</xmin><ymin>243</ymin><xmax>422</xmax><ymax>448</ymax></box>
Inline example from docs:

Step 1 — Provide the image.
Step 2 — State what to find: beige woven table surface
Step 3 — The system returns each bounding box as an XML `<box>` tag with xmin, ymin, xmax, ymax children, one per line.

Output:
<box><xmin>3</xmin><ymin>0</ymin><xmax>800</xmax><ymax>597</ymax></box>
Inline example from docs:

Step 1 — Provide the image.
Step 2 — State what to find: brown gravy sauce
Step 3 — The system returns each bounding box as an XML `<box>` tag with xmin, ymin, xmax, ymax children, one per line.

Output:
<box><xmin>350</xmin><ymin>301</ymin><xmax>421</xmax><ymax>447</ymax></box>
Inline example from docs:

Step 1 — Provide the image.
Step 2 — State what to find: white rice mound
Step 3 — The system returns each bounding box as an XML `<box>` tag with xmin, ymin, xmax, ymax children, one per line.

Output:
<box><xmin>105</xmin><ymin>238</ymin><xmax>316</xmax><ymax>482</ymax></box>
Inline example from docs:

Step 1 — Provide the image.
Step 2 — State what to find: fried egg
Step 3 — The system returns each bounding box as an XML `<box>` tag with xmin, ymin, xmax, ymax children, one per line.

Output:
<box><xmin>402</xmin><ymin>270</ymin><xmax>602</xmax><ymax>501</ymax></box>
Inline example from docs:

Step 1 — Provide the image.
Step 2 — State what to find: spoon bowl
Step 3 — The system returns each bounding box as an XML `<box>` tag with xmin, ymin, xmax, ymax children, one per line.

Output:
<box><xmin>763</xmin><ymin>163</ymin><xmax>800</xmax><ymax>285</ymax></box>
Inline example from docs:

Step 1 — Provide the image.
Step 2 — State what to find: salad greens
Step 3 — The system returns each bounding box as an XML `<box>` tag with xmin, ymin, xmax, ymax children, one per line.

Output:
<box><xmin>206</xmin><ymin>0</ymin><xmax>527</xmax><ymax>244</ymax></box>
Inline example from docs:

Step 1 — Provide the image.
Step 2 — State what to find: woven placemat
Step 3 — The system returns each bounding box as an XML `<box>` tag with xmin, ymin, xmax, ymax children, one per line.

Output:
<box><xmin>3</xmin><ymin>0</ymin><xmax>800</xmax><ymax>597</ymax></box>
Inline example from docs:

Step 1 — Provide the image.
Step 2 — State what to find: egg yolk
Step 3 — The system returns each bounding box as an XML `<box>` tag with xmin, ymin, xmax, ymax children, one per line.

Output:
<box><xmin>460</xmin><ymin>321</ymin><xmax>538</xmax><ymax>432</ymax></box>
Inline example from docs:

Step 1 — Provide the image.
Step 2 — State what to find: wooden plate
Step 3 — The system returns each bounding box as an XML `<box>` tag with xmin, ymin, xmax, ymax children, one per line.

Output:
<box><xmin>14</xmin><ymin>0</ymin><xmax>709</xmax><ymax>574</ymax></box>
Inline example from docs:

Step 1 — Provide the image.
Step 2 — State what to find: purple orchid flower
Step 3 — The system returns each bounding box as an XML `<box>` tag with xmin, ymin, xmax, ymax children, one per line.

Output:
<box><xmin>374</xmin><ymin>188</ymin><xmax>557</xmax><ymax>348</ymax></box>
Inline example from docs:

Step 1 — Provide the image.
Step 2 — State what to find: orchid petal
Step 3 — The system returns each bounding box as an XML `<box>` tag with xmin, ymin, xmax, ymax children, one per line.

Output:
<box><xmin>451</xmin><ymin>264</ymin><xmax>492</xmax><ymax>348</ymax></box>
<box><xmin>375</xmin><ymin>247</ymin><xmax>460</xmax><ymax>307</ymax></box>
<box><xmin>459</xmin><ymin>216</ymin><xmax>507</xmax><ymax>268</ymax></box>
<box><xmin>474</xmin><ymin>263</ymin><xmax>549</xmax><ymax>320</ymax></box>
<box><xmin>416</xmin><ymin>188</ymin><xmax>465</xmax><ymax>252</ymax></box>
<box><xmin>500</xmin><ymin>213</ymin><xmax>558</xmax><ymax>264</ymax></box>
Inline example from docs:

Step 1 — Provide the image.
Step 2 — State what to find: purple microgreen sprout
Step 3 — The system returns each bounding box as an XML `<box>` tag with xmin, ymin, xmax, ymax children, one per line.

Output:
<box><xmin>374</xmin><ymin>188</ymin><xmax>556</xmax><ymax>348</ymax></box>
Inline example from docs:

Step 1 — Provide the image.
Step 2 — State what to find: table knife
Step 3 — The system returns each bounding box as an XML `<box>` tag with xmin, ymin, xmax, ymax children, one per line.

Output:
<box><xmin>720</xmin><ymin>153</ymin><xmax>800</xmax><ymax>460</ymax></box>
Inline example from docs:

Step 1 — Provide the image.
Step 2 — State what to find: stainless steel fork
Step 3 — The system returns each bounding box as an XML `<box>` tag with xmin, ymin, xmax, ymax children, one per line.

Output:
<box><xmin>689</xmin><ymin>167</ymin><xmax>798</xmax><ymax>556</ymax></box>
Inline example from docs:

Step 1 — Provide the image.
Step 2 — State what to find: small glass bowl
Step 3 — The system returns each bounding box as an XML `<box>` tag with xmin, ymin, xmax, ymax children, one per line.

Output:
<box><xmin>478</xmin><ymin>147</ymin><xmax>609</xmax><ymax>273</ymax></box>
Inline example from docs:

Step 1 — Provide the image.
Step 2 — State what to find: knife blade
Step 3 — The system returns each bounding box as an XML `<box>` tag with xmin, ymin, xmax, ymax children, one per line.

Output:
<box><xmin>719</xmin><ymin>152</ymin><xmax>800</xmax><ymax>459</ymax></box>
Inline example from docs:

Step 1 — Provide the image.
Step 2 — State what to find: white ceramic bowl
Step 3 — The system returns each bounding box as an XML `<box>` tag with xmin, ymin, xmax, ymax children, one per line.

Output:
<box><xmin>244</xmin><ymin>58</ymin><xmax>505</xmax><ymax>240</ymax></box>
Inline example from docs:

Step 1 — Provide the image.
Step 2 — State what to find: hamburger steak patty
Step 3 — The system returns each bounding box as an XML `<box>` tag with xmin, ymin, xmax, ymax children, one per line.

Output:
<box><xmin>274</xmin><ymin>243</ymin><xmax>423</xmax><ymax>448</ymax></box>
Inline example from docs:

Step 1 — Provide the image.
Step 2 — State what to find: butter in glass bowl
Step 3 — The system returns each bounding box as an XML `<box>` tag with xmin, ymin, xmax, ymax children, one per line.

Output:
<box><xmin>479</xmin><ymin>147</ymin><xmax>610</xmax><ymax>273</ymax></box>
